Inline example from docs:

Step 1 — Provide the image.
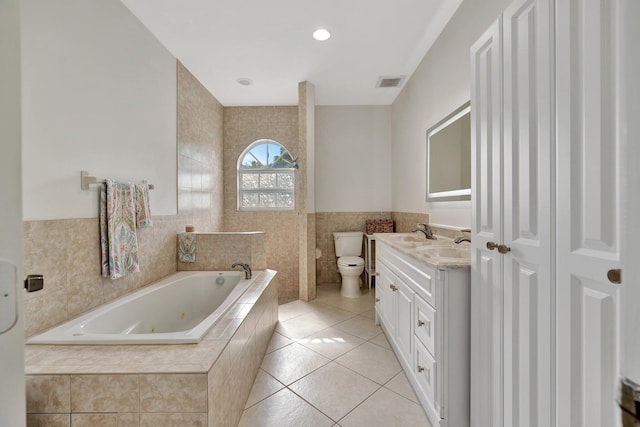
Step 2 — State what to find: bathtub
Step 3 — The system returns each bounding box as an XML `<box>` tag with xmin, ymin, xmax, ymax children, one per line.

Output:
<box><xmin>27</xmin><ymin>270</ymin><xmax>256</xmax><ymax>345</ymax></box>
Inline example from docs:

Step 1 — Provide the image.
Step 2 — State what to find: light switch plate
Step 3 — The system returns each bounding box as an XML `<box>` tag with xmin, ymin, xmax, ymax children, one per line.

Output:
<box><xmin>0</xmin><ymin>259</ymin><xmax>18</xmax><ymax>334</ymax></box>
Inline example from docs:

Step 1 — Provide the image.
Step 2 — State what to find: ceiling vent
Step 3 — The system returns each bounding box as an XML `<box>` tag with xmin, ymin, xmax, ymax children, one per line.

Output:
<box><xmin>375</xmin><ymin>75</ymin><xmax>406</xmax><ymax>88</ymax></box>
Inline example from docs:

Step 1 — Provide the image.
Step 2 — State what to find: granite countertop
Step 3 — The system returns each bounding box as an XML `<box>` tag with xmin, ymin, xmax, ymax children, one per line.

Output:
<box><xmin>374</xmin><ymin>233</ymin><xmax>471</xmax><ymax>270</ymax></box>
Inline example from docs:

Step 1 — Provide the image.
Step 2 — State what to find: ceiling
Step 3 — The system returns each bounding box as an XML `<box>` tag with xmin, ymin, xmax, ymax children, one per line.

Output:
<box><xmin>120</xmin><ymin>0</ymin><xmax>463</xmax><ymax>106</ymax></box>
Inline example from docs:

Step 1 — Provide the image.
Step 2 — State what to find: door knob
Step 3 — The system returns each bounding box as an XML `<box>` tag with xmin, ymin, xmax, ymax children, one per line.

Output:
<box><xmin>607</xmin><ymin>269</ymin><xmax>621</xmax><ymax>284</ymax></box>
<box><xmin>486</xmin><ymin>242</ymin><xmax>498</xmax><ymax>250</ymax></box>
<box><xmin>498</xmin><ymin>244</ymin><xmax>511</xmax><ymax>254</ymax></box>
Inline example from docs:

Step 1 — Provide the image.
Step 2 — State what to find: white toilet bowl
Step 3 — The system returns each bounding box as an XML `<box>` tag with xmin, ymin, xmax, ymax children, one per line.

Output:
<box><xmin>337</xmin><ymin>256</ymin><xmax>364</xmax><ymax>298</ymax></box>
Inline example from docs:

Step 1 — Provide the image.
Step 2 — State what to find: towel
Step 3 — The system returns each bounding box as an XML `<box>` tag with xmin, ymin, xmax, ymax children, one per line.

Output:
<box><xmin>178</xmin><ymin>233</ymin><xmax>196</xmax><ymax>263</ymax></box>
<box><xmin>100</xmin><ymin>179</ymin><xmax>140</xmax><ymax>279</ymax></box>
<box><xmin>135</xmin><ymin>181</ymin><xmax>153</xmax><ymax>228</ymax></box>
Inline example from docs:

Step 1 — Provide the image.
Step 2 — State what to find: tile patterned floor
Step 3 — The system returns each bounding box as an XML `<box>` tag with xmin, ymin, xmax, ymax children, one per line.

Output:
<box><xmin>238</xmin><ymin>283</ymin><xmax>432</xmax><ymax>427</ymax></box>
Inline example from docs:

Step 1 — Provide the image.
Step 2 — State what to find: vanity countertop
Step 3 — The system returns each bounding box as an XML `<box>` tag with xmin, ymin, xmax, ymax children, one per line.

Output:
<box><xmin>374</xmin><ymin>232</ymin><xmax>471</xmax><ymax>270</ymax></box>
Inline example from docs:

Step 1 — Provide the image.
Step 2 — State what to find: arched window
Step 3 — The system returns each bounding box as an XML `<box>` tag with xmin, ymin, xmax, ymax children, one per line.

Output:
<box><xmin>237</xmin><ymin>140</ymin><xmax>296</xmax><ymax>210</ymax></box>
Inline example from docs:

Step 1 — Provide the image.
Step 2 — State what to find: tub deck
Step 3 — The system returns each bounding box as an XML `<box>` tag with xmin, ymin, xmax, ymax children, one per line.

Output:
<box><xmin>25</xmin><ymin>269</ymin><xmax>279</xmax><ymax>427</ymax></box>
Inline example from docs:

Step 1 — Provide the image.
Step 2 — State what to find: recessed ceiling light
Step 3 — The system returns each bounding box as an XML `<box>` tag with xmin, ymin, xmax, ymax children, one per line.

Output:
<box><xmin>313</xmin><ymin>29</ymin><xmax>331</xmax><ymax>41</ymax></box>
<box><xmin>236</xmin><ymin>77</ymin><xmax>253</xmax><ymax>86</ymax></box>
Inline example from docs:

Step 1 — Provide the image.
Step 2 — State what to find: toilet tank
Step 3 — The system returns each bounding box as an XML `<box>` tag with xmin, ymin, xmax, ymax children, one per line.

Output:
<box><xmin>333</xmin><ymin>232</ymin><xmax>364</xmax><ymax>257</ymax></box>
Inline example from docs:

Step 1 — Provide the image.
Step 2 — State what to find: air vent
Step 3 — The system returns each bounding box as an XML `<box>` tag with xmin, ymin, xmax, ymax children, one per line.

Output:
<box><xmin>375</xmin><ymin>75</ymin><xmax>406</xmax><ymax>88</ymax></box>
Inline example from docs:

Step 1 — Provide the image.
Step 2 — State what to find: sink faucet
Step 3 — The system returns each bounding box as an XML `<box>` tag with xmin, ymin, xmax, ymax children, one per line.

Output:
<box><xmin>231</xmin><ymin>262</ymin><xmax>252</xmax><ymax>279</ymax></box>
<box><xmin>412</xmin><ymin>223</ymin><xmax>437</xmax><ymax>240</ymax></box>
<box><xmin>455</xmin><ymin>228</ymin><xmax>471</xmax><ymax>244</ymax></box>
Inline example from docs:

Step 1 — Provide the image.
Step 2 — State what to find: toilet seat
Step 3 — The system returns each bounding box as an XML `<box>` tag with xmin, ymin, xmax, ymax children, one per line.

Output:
<box><xmin>338</xmin><ymin>256</ymin><xmax>364</xmax><ymax>267</ymax></box>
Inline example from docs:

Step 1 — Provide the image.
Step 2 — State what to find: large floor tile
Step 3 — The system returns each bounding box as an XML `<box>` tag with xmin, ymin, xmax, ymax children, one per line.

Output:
<box><xmin>261</xmin><ymin>342</ymin><xmax>330</xmax><ymax>385</ymax></box>
<box><xmin>289</xmin><ymin>362</ymin><xmax>380</xmax><ymax>422</ymax></box>
<box><xmin>278</xmin><ymin>300</ymin><xmax>314</xmax><ymax>322</ymax></box>
<box><xmin>238</xmin><ymin>388</ymin><xmax>334</xmax><ymax>427</ymax></box>
<box><xmin>335</xmin><ymin>342</ymin><xmax>401</xmax><ymax>385</ymax></box>
<box><xmin>339</xmin><ymin>387</ymin><xmax>432</xmax><ymax>427</ymax></box>
<box><xmin>369</xmin><ymin>332</ymin><xmax>392</xmax><ymax>350</ymax></box>
<box><xmin>265</xmin><ymin>332</ymin><xmax>293</xmax><ymax>354</ymax></box>
<box><xmin>304</xmin><ymin>303</ymin><xmax>358</xmax><ymax>325</ymax></box>
<box><xmin>297</xmin><ymin>327</ymin><xmax>366</xmax><ymax>360</ymax></box>
<box><xmin>244</xmin><ymin>369</ymin><xmax>284</xmax><ymax>409</ymax></box>
<box><xmin>333</xmin><ymin>315</ymin><xmax>382</xmax><ymax>340</ymax></box>
<box><xmin>276</xmin><ymin>312</ymin><xmax>332</xmax><ymax>340</ymax></box>
<box><xmin>384</xmin><ymin>371</ymin><xmax>420</xmax><ymax>404</ymax></box>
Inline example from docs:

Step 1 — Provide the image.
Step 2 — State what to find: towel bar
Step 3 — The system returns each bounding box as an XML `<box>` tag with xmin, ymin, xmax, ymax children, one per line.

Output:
<box><xmin>81</xmin><ymin>171</ymin><xmax>155</xmax><ymax>191</ymax></box>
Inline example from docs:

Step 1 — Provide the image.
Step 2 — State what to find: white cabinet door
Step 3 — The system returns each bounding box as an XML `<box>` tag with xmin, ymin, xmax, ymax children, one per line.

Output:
<box><xmin>395</xmin><ymin>279</ymin><xmax>414</xmax><ymax>362</ymax></box>
<box><xmin>470</xmin><ymin>16</ymin><xmax>504</xmax><ymax>427</ymax></box>
<box><xmin>376</xmin><ymin>261</ymin><xmax>396</xmax><ymax>336</ymax></box>
<box><xmin>556</xmin><ymin>0</ymin><xmax>621</xmax><ymax>426</ymax></box>
<box><xmin>502</xmin><ymin>0</ymin><xmax>555</xmax><ymax>425</ymax></box>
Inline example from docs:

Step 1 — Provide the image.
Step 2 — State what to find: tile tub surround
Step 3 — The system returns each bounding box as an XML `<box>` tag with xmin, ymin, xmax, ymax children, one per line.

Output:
<box><xmin>23</xmin><ymin>216</ymin><xmax>186</xmax><ymax>338</ymax></box>
<box><xmin>26</xmin><ymin>270</ymin><xmax>278</xmax><ymax>427</ymax></box>
<box><xmin>177</xmin><ymin>232</ymin><xmax>267</xmax><ymax>272</ymax></box>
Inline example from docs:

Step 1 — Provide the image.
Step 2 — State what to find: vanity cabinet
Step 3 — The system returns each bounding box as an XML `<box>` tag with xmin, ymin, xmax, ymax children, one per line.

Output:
<box><xmin>375</xmin><ymin>240</ymin><xmax>470</xmax><ymax>427</ymax></box>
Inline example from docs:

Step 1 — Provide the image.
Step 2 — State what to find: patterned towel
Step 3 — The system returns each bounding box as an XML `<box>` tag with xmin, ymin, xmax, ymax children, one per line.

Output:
<box><xmin>135</xmin><ymin>181</ymin><xmax>153</xmax><ymax>228</ymax></box>
<box><xmin>178</xmin><ymin>233</ymin><xmax>196</xmax><ymax>263</ymax></box>
<box><xmin>100</xmin><ymin>179</ymin><xmax>140</xmax><ymax>279</ymax></box>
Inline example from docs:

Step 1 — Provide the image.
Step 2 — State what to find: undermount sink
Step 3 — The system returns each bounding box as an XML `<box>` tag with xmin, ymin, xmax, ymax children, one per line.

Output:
<box><xmin>417</xmin><ymin>246</ymin><xmax>470</xmax><ymax>259</ymax></box>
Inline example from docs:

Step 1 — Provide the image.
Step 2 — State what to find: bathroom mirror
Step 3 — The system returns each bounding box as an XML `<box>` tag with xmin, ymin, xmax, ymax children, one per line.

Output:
<box><xmin>426</xmin><ymin>101</ymin><xmax>471</xmax><ymax>202</ymax></box>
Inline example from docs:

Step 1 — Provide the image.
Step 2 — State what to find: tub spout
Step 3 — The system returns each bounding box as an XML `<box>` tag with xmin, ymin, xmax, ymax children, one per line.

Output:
<box><xmin>231</xmin><ymin>262</ymin><xmax>252</xmax><ymax>279</ymax></box>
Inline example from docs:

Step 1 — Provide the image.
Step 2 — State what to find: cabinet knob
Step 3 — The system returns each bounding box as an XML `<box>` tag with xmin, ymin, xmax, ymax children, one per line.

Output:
<box><xmin>417</xmin><ymin>320</ymin><xmax>425</xmax><ymax>327</ymax></box>
<box><xmin>417</xmin><ymin>365</ymin><xmax>425</xmax><ymax>373</ymax></box>
<box><xmin>390</xmin><ymin>284</ymin><xmax>398</xmax><ymax>292</ymax></box>
<box><xmin>497</xmin><ymin>244</ymin><xmax>511</xmax><ymax>254</ymax></box>
<box><xmin>375</xmin><ymin>272</ymin><xmax>380</xmax><ymax>276</ymax></box>
<box><xmin>375</xmin><ymin>298</ymin><xmax>380</xmax><ymax>302</ymax></box>
<box><xmin>486</xmin><ymin>242</ymin><xmax>498</xmax><ymax>250</ymax></box>
<box><xmin>607</xmin><ymin>269</ymin><xmax>621</xmax><ymax>284</ymax></box>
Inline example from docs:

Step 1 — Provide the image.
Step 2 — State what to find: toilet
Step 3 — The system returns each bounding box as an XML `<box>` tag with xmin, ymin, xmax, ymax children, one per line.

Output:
<box><xmin>333</xmin><ymin>231</ymin><xmax>365</xmax><ymax>298</ymax></box>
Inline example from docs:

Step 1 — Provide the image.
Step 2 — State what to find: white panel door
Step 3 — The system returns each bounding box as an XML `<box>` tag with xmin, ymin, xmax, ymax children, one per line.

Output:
<box><xmin>502</xmin><ymin>0</ymin><xmax>555</xmax><ymax>426</ymax></box>
<box><xmin>470</xmin><ymin>17</ymin><xmax>504</xmax><ymax>427</ymax></box>
<box><xmin>556</xmin><ymin>0</ymin><xmax>620</xmax><ymax>426</ymax></box>
<box><xmin>395</xmin><ymin>279</ymin><xmax>414</xmax><ymax>363</ymax></box>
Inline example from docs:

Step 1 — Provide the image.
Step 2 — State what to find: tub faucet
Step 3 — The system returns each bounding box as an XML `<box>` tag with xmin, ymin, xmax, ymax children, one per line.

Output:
<box><xmin>231</xmin><ymin>262</ymin><xmax>252</xmax><ymax>279</ymax></box>
<box><xmin>454</xmin><ymin>229</ymin><xmax>472</xmax><ymax>244</ymax></box>
<box><xmin>412</xmin><ymin>223</ymin><xmax>437</xmax><ymax>240</ymax></box>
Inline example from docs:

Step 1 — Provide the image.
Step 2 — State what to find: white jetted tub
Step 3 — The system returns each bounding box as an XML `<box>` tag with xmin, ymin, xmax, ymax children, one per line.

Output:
<box><xmin>28</xmin><ymin>270</ymin><xmax>256</xmax><ymax>345</ymax></box>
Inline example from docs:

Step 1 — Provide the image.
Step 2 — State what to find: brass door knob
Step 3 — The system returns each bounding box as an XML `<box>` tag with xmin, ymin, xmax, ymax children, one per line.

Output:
<box><xmin>498</xmin><ymin>244</ymin><xmax>511</xmax><ymax>254</ymax></box>
<box><xmin>486</xmin><ymin>242</ymin><xmax>498</xmax><ymax>250</ymax></box>
<box><xmin>390</xmin><ymin>284</ymin><xmax>398</xmax><ymax>291</ymax></box>
<box><xmin>607</xmin><ymin>269</ymin><xmax>621</xmax><ymax>284</ymax></box>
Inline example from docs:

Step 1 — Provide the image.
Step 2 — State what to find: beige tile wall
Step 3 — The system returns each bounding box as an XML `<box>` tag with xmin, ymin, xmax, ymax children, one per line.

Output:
<box><xmin>223</xmin><ymin>106</ymin><xmax>301</xmax><ymax>304</ymax></box>
<box><xmin>23</xmin><ymin>216</ymin><xmax>183</xmax><ymax>337</ymax></box>
<box><xmin>177</xmin><ymin>61</ymin><xmax>224</xmax><ymax>232</ymax></box>
<box><xmin>177</xmin><ymin>232</ymin><xmax>266</xmax><ymax>272</ymax></box>
<box><xmin>23</xmin><ymin>60</ymin><xmax>226</xmax><ymax>338</ymax></box>
<box><xmin>390</xmin><ymin>211</ymin><xmax>431</xmax><ymax>233</ymax></box>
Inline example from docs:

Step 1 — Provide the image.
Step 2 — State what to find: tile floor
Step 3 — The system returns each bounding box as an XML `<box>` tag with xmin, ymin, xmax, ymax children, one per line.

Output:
<box><xmin>238</xmin><ymin>283</ymin><xmax>432</xmax><ymax>427</ymax></box>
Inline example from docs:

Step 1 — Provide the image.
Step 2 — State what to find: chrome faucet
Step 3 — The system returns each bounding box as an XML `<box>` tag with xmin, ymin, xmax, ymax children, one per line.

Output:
<box><xmin>231</xmin><ymin>262</ymin><xmax>252</xmax><ymax>279</ymax></box>
<box><xmin>454</xmin><ymin>229</ymin><xmax>471</xmax><ymax>244</ymax></box>
<box><xmin>412</xmin><ymin>223</ymin><xmax>437</xmax><ymax>240</ymax></box>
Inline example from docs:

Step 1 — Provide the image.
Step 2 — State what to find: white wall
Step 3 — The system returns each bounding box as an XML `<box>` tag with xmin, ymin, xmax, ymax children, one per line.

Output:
<box><xmin>390</xmin><ymin>0</ymin><xmax>511</xmax><ymax>228</ymax></box>
<box><xmin>21</xmin><ymin>0</ymin><xmax>177</xmax><ymax>221</ymax></box>
<box><xmin>315</xmin><ymin>106</ymin><xmax>392</xmax><ymax>212</ymax></box>
<box><xmin>0</xmin><ymin>0</ymin><xmax>25</xmax><ymax>425</ymax></box>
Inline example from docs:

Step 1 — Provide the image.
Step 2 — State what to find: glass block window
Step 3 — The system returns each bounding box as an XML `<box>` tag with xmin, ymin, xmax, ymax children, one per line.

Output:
<box><xmin>238</xmin><ymin>140</ymin><xmax>296</xmax><ymax>210</ymax></box>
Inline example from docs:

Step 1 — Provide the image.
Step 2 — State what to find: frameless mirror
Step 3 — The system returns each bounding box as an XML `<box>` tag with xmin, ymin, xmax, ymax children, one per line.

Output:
<box><xmin>426</xmin><ymin>101</ymin><xmax>471</xmax><ymax>202</ymax></box>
